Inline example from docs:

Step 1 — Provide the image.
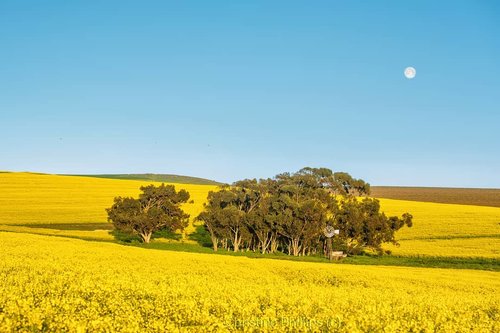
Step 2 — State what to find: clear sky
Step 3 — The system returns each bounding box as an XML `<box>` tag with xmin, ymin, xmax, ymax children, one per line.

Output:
<box><xmin>1</xmin><ymin>1</ymin><xmax>499</xmax><ymax>187</ymax></box>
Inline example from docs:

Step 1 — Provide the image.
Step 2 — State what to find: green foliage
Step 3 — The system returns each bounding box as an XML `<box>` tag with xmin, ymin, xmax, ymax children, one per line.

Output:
<box><xmin>197</xmin><ymin>167</ymin><xmax>412</xmax><ymax>256</ymax></box>
<box><xmin>107</xmin><ymin>184</ymin><xmax>190</xmax><ymax>243</ymax></box>
<box><xmin>110</xmin><ymin>229</ymin><xmax>141</xmax><ymax>243</ymax></box>
<box><xmin>188</xmin><ymin>225</ymin><xmax>214</xmax><ymax>247</ymax></box>
<box><xmin>336</xmin><ymin>198</ymin><xmax>413</xmax><ymax>254</ymax></box>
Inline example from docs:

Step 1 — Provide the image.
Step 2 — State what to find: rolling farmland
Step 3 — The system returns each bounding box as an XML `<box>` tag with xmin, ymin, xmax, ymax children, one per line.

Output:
<box><xmin>1</xmin><ymin>172</ymin><xmax>499</xmax><ymax>259</ymax></box>
<box><xmin>0</xmin><ymin>172</ymin><xmax>499</xmax><ymax>331</ymax></box>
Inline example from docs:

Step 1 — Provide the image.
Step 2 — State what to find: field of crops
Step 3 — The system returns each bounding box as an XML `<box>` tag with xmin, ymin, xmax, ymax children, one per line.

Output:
<box><xmin>0</xmin><ymin>172</ymin><xmax>499</xmax><ymax>331</ymax></box>
<box><xmin>378</xmin><ymin>199</ymin><xmax>500</xmax><ymax>258</ymax></box>
<box><xmin>1</xmin><ymin>232</ymin><xmax>498</xmax><ymax>332</ymax></box>
<box><xmin>0</xmin><ymin>172</ymin><xmax>217</xmax><ymax>234</ymax></box>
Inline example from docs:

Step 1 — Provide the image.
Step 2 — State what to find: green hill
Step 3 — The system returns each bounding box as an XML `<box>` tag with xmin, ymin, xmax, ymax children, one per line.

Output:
<box><xmin>68</xmin><ymin>173</ymin><xmax>223</xmax><ymax>186</ymax></box>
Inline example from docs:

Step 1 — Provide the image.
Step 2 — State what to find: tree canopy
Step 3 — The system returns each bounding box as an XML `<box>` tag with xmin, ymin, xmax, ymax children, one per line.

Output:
<box><xmin>197</xmin><ymin>167</ymin><xmax>412</xmax><ymax>256</ymax></box>
<box><xmin>107</xmin><ymin>184</ymin><xmax>190</xmax><ymax>243</ymax></box>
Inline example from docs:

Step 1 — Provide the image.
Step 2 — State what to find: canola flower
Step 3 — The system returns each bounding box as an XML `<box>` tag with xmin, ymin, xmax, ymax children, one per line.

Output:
<box><xmin>0</xmin><ymin>172</ymin><xmax>218</xmax><ymax>234</ymax></box>
<box><xmin>378</xmin><ymin>198</ymin><xmax>500</xmax><ymax>239</ymax></box>
<box><xmin>0</xmin><ymin>232</ymin><xmax>499</xmax><ymax>332</ymax></box>
<box><xmin>384</xmin><ymin>237</ymin><xmax>500</xmax><ymax>258</ymax></box>
<box><xmin>0</xmin><ymin>224</ymin><xmax>114</xmax><ymax>241</ymax></box>
<box><xmin>378</xmin><ymin>198</ymin><xmax>500</xmax><ymax>258</ymax></box>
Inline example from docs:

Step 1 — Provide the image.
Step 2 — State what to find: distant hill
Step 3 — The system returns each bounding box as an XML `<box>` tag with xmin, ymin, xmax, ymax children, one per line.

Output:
<box><xmin>371</xmin><ymin>186</ymin><xmax>500</xmax><ymax>208</ymax></box>
<box><xmin>70</xmin><ymin>173</ymin><xmax>223</xmax><ymax>186</ymax></box>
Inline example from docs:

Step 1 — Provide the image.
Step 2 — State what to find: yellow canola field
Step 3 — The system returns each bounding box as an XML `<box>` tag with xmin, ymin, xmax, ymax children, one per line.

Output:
<box><xmin>0</xmin><ymin>232</ymin><xmax>498</xmax><ymax>332</ymax></box>
<box><xmin>0</xmin><ymin>172</ymin><xmax>218</xmax><ymax>233</ymax></box>
<box><xmin>384</xmin><ymin>237</ymin><xmax>500</xmax><ymax>258</ymax></box>
<box><xmin>378</xmin><ymin>198</ymin><xmax>500</xmax><ymax>239</ymax></box>
<box><xmin>378</xmin><ymin>198</ymin><xmax>500</xmax><ymax>258</ymax></box>
<box><xmin>0</xmin><ymin>224</ymin><xmax>114</xmax><ymax>241</ymax></box>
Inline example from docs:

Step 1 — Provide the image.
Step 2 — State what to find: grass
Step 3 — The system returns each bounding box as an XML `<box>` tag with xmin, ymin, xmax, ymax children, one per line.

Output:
<box><xmin>130</xmin><ymin>239</ymin><xmax>500</xmax><ymax>271</ymax></box>
<box><xmin>371</xmin><ymin>186</ymin><xmax>500</xmax><ymax>207</ymax></box>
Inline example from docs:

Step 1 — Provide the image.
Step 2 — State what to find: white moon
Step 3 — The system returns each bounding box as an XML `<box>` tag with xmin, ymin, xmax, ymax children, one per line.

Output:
<box><xmin>404</xmin><ymin>67</ymin><xmax>416</xmax><ymax>79</ymax></box>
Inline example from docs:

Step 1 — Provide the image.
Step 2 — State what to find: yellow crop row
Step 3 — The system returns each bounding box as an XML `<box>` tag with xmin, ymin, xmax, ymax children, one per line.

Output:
<box><xmin>0</xmin><ymin>232</ymin><xmax>498</xmax><ymax>332</ymax></box>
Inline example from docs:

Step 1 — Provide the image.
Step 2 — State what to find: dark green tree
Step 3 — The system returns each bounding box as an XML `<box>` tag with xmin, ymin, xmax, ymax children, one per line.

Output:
<box><xmin>272</xmin><ymin>170</ymin><xmax>337</xmax><ymax>256</ymax></box>
<box><xmin>197</xmin><ymin>186</ymin><xmax>254</xmax><ymax>252</ymax></box>
<box><xmin>335</xmin><ymin>197</ymin><xmax>413</xmax><ymax>254</ymax></box>
<box><xmin>106</xmin><ymin>184</ymin><xmax>190</xmax><ymax>243</ymax></box>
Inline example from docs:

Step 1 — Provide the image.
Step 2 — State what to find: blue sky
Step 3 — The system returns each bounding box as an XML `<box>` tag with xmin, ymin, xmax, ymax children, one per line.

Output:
<box><xmin>1</xmin><ymin>1</ymin><xmax>499</xmax><ymax>187</ymax></box>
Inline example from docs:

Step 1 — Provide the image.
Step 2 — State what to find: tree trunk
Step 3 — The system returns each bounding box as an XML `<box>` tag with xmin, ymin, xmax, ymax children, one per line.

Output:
<box><xmin>206</xmin><ymin>225</ymin><xmax>218</xmax><ymax>252</ymax></box>
<box><xmin>291</xmin><ymin>238</ymin><xmax>301</xmax><ymax>256</ymax></box>
<box><xmin>269</xmin><ymin>235</ymin><xmax>278</xmax><ymax>253</ymax></box>
<box><xmin>258</xmin><ymin>233</ymin><xmax>271</xmax><ymax>254</ymax></box>
<box><xmin>231</xmin><ymin>228</ymin><xmax>241</xmax><ymax>252</ymax></box>
<box><xmin>233</xmin><ymin>234</ymin><xmax>241</xmax><ymax>252</ymax></box>
<box><xmin>211</xmin><ymin>236</ymin><xmax>218</xmax><ymax>252</ymax></box>
<box><xmin>140</xmin><ymin>232</ymin><xmax>152</xmax><ymax>243</ymax></box>
<box><xmin>260</xmin><ymin>239</ymin><xmax>269</xmax><ymax>254</ymax></box>
<box><xmin>233</xmin><ymin>236</ymin><xmax>241</xmax><ymax>252</ymax></box>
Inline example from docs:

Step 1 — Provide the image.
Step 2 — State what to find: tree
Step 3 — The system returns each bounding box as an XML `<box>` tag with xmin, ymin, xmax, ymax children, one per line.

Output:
<box><xmin>245</xmin><ymin>194</ymin><xmax>278</xmax><ymax>254</ymax></box>
<box><xmin>107</xmin><ymin>184</ymin><xmax>190</xmax><ymax>243</ymax></box>
<box><xmin>272</xmin><ymin>171</ymin><xmax>334</xmax><ymax>256</ymax></box>
<box><xmin>197</xmin><ymin>186</ymin><xmax>256</xmax><ymax>252</ymax></box>
<box><xmin>335</xmin><ymin>197</ymin><xmax>413</xmax><ymax>254</ymax></box>
<box><xmin>196</xmin><ymin>207</ymin><xmax>222</xmax><ymax>251</ymax></box>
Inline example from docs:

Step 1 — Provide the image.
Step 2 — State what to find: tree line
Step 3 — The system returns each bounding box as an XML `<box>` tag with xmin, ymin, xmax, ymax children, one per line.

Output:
<box><xmin>106</xmin><ymin>167</ymin><xmax>413</xmax><ymax>257</ymax></box>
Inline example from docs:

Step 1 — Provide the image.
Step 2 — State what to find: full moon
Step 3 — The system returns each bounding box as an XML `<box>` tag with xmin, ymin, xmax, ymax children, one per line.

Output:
<box><xmin>404</xmin><ymin>67</ymin><xmax>416</xmax><ymax>79</ymax></box>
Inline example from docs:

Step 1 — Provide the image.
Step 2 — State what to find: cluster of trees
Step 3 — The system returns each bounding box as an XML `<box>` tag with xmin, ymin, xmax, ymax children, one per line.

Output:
<box><xmin>107</xmin><ymin>184</ymin><xmax>191</xmax><ymax>243</ymax></box>
<box><xmin>197</xmin><ymin>167</ymin><xmax>412</xmax><ymax>256</ymax></box>
<box><xmin>105</xmin><ymin>167</ymin><xmax>413</xmax><ymax>257</ymax></box>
